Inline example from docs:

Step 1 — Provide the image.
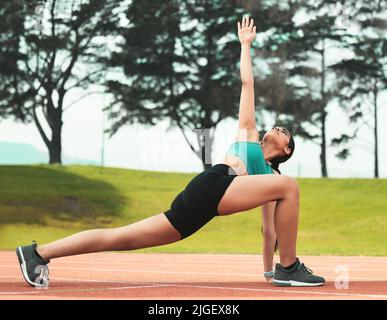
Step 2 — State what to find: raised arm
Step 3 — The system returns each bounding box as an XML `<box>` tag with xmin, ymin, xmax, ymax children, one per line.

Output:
<box><xmin>236</xmin><ymin>16</ymin><xmax>258</xmax><ymax>142</ymax></box>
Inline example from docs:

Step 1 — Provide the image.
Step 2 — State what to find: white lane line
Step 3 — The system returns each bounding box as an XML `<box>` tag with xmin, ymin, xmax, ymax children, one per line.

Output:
<box><xmin>1</xmin><ymin>273</ymin><xmax>386</xmax><ymax>282</ymax></box>
<box><xmin>14</xmin><ymin>282</ymin><xmax>382</xmax><ymax>299</ymax></box>
<box><xmin>1</xmin><ymin>275</ymin><xmax>386</xmax><ymax>298</ymax></box>
<box><xmin>0</xmin><ymin>284</ymin><xmax>172</xmax><ymax>295</ymax></box>
<box><xmin>2</xmin><ymin>274</ymin><xmax>385</xmax><ymax>283</ymax></box>
<box><xmin>2</xmin><ymin>280</ymin><xmax>386</xmax><ymax>299</ymax></box>
<box><xmin>165</xmin><ymin>284</ymin><xmax>387</xmax><ymax>299</ymax></box>
<box><xmin>1</xmin><ymin>266</ymin><xmax>386</xmax><ymax>281</ymax></box>
<box><xmin>0</xmin><ymin>274</ymin><xmax>149</xmax><ymax>284</ymax></box>
<box><xmin>50</xmin><ymin>275</ymin><xmax>387</xmax><ymax>281</ymax></box>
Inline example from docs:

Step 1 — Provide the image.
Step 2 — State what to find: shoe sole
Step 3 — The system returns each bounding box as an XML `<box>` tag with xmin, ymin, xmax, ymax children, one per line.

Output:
<box><xmin>273</xmin><ymin>279</ymin><xmax>325</xmax><ymax>287</ymax></box>
<box><xmin>16</xmin><ymin>246</ymin><xmax>47</xmax><ymax>288</ymax></box>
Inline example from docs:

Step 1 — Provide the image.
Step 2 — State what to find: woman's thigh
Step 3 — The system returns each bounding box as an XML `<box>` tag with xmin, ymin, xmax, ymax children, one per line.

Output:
<box><xmin>217</xmin><ymin>174</ymin><xmax>298</xmax><ymax>215</ymax></box>
<box><xmin>113</xmin><ymin>213</ymin><xmax>182</xmax><ymax>250</ymax></box>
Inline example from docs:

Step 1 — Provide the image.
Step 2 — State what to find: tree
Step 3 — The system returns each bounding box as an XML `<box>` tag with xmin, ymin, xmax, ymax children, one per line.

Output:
<box><xmin>266</xmin><ymin>2</ymin><xmax>353</xmax><ymax>177</ymax></box>
<box><xmin>330</xmin><ymin>0</ymin><xmax>387</xmax><ymax>178</ymax></box>
<box><xmin>239</xmin><ymin>1</ymin><xmax>317</xmax><ymax>139</ymax></box>
<box><xmin>0</xmin><ymin>0</ymin><xmax>31</xmax><ymax>121</ymax></box>
<box><xmin>254</xmin><ymin>59</ymin><xmax>320</xmax><ymax>141</ymax></box>
<box><xmin>0</xmin><ymin>0</ymin><xmax>121</xmax><ymax>163</ymax></box>
<box><xmin>106</xmin><ymin>0</ymin><xmax>285</xmax><ymax>170</ymax></box>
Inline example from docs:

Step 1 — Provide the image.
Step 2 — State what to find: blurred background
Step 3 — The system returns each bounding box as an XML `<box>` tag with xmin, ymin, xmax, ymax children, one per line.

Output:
<box><xmin>0</xmin><ymin>0</ymin><xmax>386</xmax><ymax>254</ymax></box>
<box><xmin>0</xmin><ymin>0</ymin><xmax>386</xmax><ymax>178</ymax></box>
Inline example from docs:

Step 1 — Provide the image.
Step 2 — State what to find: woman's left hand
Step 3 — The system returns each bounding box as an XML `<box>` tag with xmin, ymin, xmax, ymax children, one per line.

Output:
<box><xmin>237</xmin><ymin>16</ymin><xmax>256</xmax><ymax>45</ymax></box>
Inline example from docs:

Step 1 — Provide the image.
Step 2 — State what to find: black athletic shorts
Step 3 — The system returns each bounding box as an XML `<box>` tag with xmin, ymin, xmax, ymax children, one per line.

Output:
<box><xmin>163</xmin><ymin>164</ymin><xmax>238</xmax><ymax>239</ymax></box>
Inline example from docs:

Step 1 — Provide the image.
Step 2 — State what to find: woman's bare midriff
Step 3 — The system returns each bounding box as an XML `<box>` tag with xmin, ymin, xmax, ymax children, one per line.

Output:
<box><xmin>217</xmin><ymin>154</ymin><xmax>248</xmax><ymax>176</ymax></box>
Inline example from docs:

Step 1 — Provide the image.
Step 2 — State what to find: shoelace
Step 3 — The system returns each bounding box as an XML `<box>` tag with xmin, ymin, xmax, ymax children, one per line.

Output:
<box><xmin>298</xmin><ymin>263</ymin><xmax>314</xmax><ymax>274</ymax></box>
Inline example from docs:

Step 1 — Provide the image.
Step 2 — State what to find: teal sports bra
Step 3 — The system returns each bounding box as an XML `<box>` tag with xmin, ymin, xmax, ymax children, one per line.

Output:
<box><xmin>226</xmin><ymin>141</ymin><xmax>273</xmax><ymax>175</ymax></box>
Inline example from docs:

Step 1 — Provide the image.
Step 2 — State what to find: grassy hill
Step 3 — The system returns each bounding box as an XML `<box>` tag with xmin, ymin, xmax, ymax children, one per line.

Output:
<box><xmin>0</xmin><ymin>141</ymin><xmax>98</xmax><ymax>165</ymax></box>
<box><xmin>0</xmin><ymin>165</ymin><xmax>386</xmax><ymax>255</ymax></box>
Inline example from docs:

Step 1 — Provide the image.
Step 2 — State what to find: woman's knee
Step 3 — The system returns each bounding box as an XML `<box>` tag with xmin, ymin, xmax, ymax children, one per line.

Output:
<box><xmin>281</xmin><ymin>176</ymin><xmax>299</xmax><ymax>197</ymax></box>
<box><xmin>262</xmin><ymin>227</ymin><xmax>276</xmax><ymax>239</ymax></box>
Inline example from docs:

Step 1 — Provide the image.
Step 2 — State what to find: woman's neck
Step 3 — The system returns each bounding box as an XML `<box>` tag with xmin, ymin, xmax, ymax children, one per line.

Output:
<box><xmin>260</xmin><ymin>142</ymin><xmax>278</xmax><ymax>163</ymax></box>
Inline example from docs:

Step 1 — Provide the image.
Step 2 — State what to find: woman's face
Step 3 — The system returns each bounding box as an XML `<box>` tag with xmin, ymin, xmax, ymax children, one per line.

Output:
<box><xmin>262</xmin><ymin>127</ymin><xmax>292</xmax><ymax>157</ymax></box>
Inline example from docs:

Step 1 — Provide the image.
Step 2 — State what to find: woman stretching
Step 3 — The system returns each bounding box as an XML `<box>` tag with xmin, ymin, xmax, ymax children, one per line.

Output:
<box><xmin>16</xmin><ymin>16</ymin><xmax>325</xmax><ymax>288</ymax></box>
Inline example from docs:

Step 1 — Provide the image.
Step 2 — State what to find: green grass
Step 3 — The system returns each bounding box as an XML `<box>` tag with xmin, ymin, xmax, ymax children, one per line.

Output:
<box><xmin>0</xmin><ymin>165</ymin><xmax>386</xmax><ymax>256</ymax></box>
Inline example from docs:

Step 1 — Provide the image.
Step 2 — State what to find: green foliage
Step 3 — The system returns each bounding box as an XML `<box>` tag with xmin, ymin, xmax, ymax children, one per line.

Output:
<box><xmin>0</xmin><ymin>0</ymin><xmax>123</xmax><ymax>163</ymax></box>
<box><xmin>106</xmin><ymin>1</ymin><xmax>300</xmax><ymax>168</ymax></box>
<box><xmin>329</xmin><ymin>1</ymin><xmax>386</xmax><ymax>177</ymax></box>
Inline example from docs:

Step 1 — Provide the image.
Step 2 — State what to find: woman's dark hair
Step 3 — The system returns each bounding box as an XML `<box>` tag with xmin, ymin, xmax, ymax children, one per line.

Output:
<box><xmin>270</xmin><ymin>130</ymin><xmax>295</xmax><ymax>174</ymax></box>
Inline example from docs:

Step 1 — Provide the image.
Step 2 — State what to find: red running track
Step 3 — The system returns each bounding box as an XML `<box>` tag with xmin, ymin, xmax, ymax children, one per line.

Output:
<box><xmin>0</xmin><ymin>251</ymin><xmax>386</xmax><ymax>300</ymax></box>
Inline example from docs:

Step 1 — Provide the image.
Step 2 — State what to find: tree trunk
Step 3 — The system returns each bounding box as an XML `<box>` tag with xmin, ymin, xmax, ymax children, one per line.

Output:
<box><xmin>46</xmin><ymin>99</ymin><xmax>63</xmax><ymax>164</ymax></box>
<box><xmin>373</xmin><ymin>83</ymin><xmax>379</xmax><ymax>178</ymax></box>
<box><xmin>32</xmin><ymin>102</ymin><xmax>62</xmax><ymax>165</ymax></box>
<box><xmin>320</xmin><ymin>40</ymin><xmax>328</xmax><ymax>178</ymax></box>
<box><xmin>320</xmin><ymin>110</ymin><xmax>328</xmax><ymax>177</ymax></box>
<box><xmin>49</xmin><ymin>119</ymin><xmax>63</xmax><ymax>164</ymax></box>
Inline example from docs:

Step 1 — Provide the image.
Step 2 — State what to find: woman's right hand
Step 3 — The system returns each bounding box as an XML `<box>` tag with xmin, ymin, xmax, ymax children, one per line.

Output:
<box><xmin>264</xmin><ymin>274</ymin><xmax>273</xmax><ymax>284</ymax></box>
<box><xmin>263</xmin><ymin>271</ymin><xmax>274</xmax><ymax>284</ymax></box>
<box><xmin>237</xmin><ymin>16</ymin><xmax>256</xmax><ymax>45</ymax></box>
